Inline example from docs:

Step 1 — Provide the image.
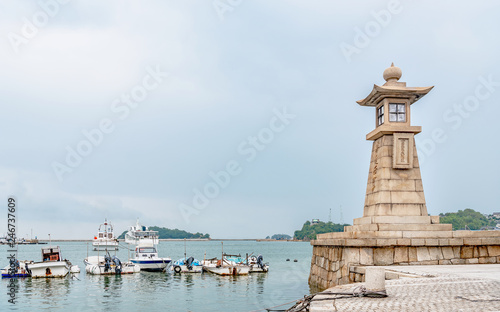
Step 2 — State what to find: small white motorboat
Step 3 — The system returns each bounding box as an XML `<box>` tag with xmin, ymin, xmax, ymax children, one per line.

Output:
<box><xmin>130</xmin><ymin>243</ymin><xmax>171</xmax><ymax>272</ymax></box>
<box><xmin>28</xmin><ymin>246</ymin><xmax>79</xmax><ymax>278</ymax></box>
<box><xmin>84</xmin><ymin>254</ymin><xmax>139</xmax><ymax>275</ymax></box>
<box><xmin>169</xmin><ymin>257</ymin><xmax>203</xmax><ymax>274</ymax></box>
<box><xmin>125</xmin><ymin>219</ymin><xmax>159</xmax><ymax>246</ymax></box>
<box><xmin>225</xmin><ymin>254</ymin><xmax>269</xmax><ymax>273</ymax></box>
<box><xmin>1</xmin><ymin>260</ymin><xmax>33</xmax><ymax>278</ymax></box>
<box><xmin>202</xmin><ymin>258</ymin><xmax>250</xmax><ymax>276</ymax></box>
<box><xmin>92</xmin><ymin>219</ymin><xmax>119</xmax><ymax>251</ymax></box>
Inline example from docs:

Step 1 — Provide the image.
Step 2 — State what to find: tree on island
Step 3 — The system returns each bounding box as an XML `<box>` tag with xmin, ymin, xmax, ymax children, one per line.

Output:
<box><xmin>439</xmin><ymin>208</ymin><xmax>496</xmax><ymax>230</ymax></box>
<box><xmin>118</xmin><ymin>226</ymin><xmax>210</xmax><ymax>239</ymax></box>
<box><xmin>294</xmin><ymin>221</ymin><xmax>350</xmax><ymax>241</ymax></box>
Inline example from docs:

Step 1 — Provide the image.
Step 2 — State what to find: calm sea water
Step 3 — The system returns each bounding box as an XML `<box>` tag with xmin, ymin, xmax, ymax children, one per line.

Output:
<box><xmin>1</xmin><ymin>241</ymin><xmax>312</xmax><ymax>312</ymax></box>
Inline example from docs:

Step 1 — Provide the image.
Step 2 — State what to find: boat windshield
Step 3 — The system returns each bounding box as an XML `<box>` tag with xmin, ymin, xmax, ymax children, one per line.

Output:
<box><xmin>138</xmin><ymin>247</ymin><xmax>156</xmax><ymax>253</ymax></box>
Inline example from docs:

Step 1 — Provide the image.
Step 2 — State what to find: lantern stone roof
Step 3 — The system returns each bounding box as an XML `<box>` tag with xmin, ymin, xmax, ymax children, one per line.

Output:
<box><xmin>357</xmin><ymin>63</ymin><xmax>434</xmax><ymax>107</ymax></box>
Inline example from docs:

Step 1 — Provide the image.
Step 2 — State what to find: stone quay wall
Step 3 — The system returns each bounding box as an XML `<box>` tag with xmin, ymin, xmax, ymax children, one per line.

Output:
<box><xmin>309</xmin><ymin>233</ymin><xmax>500</xmax><ymax>290</ymax></box>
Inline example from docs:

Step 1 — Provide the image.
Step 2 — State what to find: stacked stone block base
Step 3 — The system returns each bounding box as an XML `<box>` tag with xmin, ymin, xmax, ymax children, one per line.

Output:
<box><xmin>309</xmin><ymin>231</ymin><xmax>500</xmax><ymax>291</ymax></box>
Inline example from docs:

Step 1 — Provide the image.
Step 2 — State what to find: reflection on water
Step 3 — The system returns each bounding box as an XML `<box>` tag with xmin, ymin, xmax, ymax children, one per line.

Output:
<box><xmin>1</xmin><ymin>241</ymin><xmax>312</xmax><ymax>311</ymax></box>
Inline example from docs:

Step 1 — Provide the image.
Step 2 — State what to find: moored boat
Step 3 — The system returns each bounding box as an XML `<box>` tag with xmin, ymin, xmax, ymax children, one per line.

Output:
<box><xmin>92</xmin><ymin>219</ymin><xmax>119</xmax><ymax>251</ymax></box>
<box><xmin>130</xmin><ymin>242</ymin><xmax>171</xmax><ymax>272</ymax></box>
<box><xmin>225</xmin><ymin>254</ymin><xmax>269</xmax><ymax>273</ymax></box>
<box><xmin>1</xmin><ymin>260</ymin><xmax>33</xmax><ymax>278</ymax></box>
<box><xmin>84</xmin><ymin>254</ymin><xmax>139</xmax><ymax>275</ymax></box>
<box><xmin>28</xmin><ymin>246</ymin><xmax>79</xmax><ymax>278</ymax></box>
<box><xmin>202</xmin><ymin>258</ymin><xmax>250</xmax><ymax>276</ymax></box>
<box><xmin>169</xmin><ymin>257</ymin><xmax>203</xmax><ymax>274</ymax></box>
<box><xmin>125</xmin><ymin>219</ymin><xmax>159</xmax><ymax>246</ymax></box>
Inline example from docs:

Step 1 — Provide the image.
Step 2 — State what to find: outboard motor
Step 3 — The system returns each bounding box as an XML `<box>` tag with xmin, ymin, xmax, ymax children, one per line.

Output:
<box><xmin>186</xmin><ymin>257</ymin><xmax>194</xmax><ymax>271</ymax></box>
<box><xmin>257</xmin><ymin>255</ymin><xmax>264</xmax><ymax>270</ymax></box>
<box><xmin>104</xmin><ymin>254</ymin><xmax>112</xmax><ymax>272</ymax></box>
<box><xmin>112</xmin><ymin>256</ymin><xmax>122</xmax><ymax>274</ymax></box>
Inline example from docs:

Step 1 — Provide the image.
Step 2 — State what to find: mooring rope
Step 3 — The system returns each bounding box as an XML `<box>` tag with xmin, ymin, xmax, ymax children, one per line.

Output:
<box><xmin>250</xmin><ymin>285</ymin><xmax>388</xmax><ymax>312</ymax></box>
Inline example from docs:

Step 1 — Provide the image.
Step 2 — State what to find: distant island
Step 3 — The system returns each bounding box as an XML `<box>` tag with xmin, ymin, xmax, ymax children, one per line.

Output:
<box><xmin>118</xmin><ymin>226</ymin><xmax>210</xmax><ymax>239</ymax></box>
<box><xmin>294</xmin><ymin>220</ymin><xmax>350</xmax><ymax>241</ymax></box>
<box><xmin>265</xmin><ymin>234</ymin><xmax>292</xmax><ymax>240</ymax></box>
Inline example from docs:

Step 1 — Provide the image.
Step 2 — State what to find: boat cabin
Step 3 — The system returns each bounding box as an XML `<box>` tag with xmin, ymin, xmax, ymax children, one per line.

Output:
<box><xmin>135</xmin><ymin>246</ymin><xmax>157</xmax><ymax>258</ymax></box>
<box><xmin>42</xmin><ymin>247</ymin><xmax>62</xmax><ymax>262</ymax></box>
<box><xmin>96</xmin><ymin>220</ymin><xmax>115</xmax><ymax>240</ymax></box>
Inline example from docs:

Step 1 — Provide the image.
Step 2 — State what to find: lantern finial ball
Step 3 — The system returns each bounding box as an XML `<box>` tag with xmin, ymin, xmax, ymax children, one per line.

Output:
<box><xmin>383</xmin><ymin>63</ymin><xmax>402</xmax><ymax>82</ymax></box>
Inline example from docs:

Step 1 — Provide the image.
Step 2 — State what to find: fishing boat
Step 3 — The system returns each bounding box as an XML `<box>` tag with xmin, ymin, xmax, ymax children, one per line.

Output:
<box><xmin>170</xmin><ymin>257</ymin><xmax>203</xmax><ymax>274</ymax></box>
<box><xmin>130</xmin><ymin>242</ymin><xmax>171</xmax><ymax>272</ymax></box>
<box><xmin>201</xmin><ymin>242</ymin><xmax>250</xmax><ymax>276</ymax></box>
<box><xmin>124</xmin><ymin>219</ymin><xmax>159</xmax><ymax>246</ymax></box>
<box><xmin>84</xmin><ymin>254</ymin><xmax>139</xmax><ymax>275</ymax></box>
<box><xmin>1</xmin><ymin>260</ymin><xmax>33</xmax><ymax>278</ymax></box>
<box><xmin>225</xmin><ymin>254</ymin><xmax>269</xmax><ymax>273</ymax></box>
<box><xmin>202</xmin><ymin>258</ymin><xmax>250</xmax><ymax>276</ymax></box>
<box><xmin>28</xmin><ymin>246</ymin><xmax>80</xmax><ymax>278</ymax></box>
<box><xmin>92</xmin><ymin>219</ymin><xmax>119</xmax><ymax>251</ymax></box>
<box><xmin>169</xmin><ymin>239</ymin><xmax>202</xmax><ymax>273</ymax></box>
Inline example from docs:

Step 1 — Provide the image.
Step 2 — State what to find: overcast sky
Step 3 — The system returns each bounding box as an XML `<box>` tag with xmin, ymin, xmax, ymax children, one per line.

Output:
<box><xmin>0</xmin><ymin>0</ymin><xmax>499</xmax><ymax>239</ymax></box>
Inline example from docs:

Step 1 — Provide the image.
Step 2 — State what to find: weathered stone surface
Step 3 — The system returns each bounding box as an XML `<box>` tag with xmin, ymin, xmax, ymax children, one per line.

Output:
<box><xmin>453</xmin><ymin>231</ymin><xmax>500</xmax><ymax>238</ymax></box>
<box><xmin>450</xmin><ymin>258</ymin><xmax>466</xmax><ymax>264</ymax></box>
<box><xmin>377</xmin><ymin>223</ymin><xmax>452</xmax><ymax>231</ymax></box>
<box><xmin>439</xmin><ymin>260</ymin><xmax>452</xmax><ymax>265</ymax></box>
<box><xmin>425</xmin><ymin>239</ymin><xmax>439</xmax><ymax>246</ymax></box>
<box><xmin>464</xmin><ymin>238</ymin><xmax>482</xmax><ymax>246</ymax></box>
<box><xmin>374</xmin><ymin>248</ymin><xmax>394</xmax><ymax>265</ymax></box>
<box><xmin>377</xmin><ymin>239</ymin><xmax>398</xmax><ymax>246</ymax></box>
<box><xmin>344</xmin><ymin>248</ymin><xmax>360</xmax><ymax>264</ymax></box>
<box><xmin>359</xmin><ymin>248</ymin><xmax>374</xmax><ymax>265</ymax></box>
<box><xmin>441</xmin><ymin>247</ymin><xmax>454</xmax><ymax>259</ymax></box>
<box><xmin>430</xmin><ymin>216</ymin><xmax>440</xmax><ymax>224</ymax></box>
<box><xmin>478</xmin><ymin>246</ymin><xmax>489</xmax><ymax>257</ymax></box>
<box><xmin>390</xmin><ymin>203</ymin><xmax>422</xmax><ymax>216</ymax></box>
<box><xmin>461</xmin><ymin>247</ymin><xmax>474</xmax><ymax>258</ymax></box>
<box><xmin>473</xmin><ymin>247</ymin><xmax>480</xmax><ymax>258</ymax></box>
<box><xmin>416</xmin><ymin>247</ymin><xmax>431</xmax><ymax>261</ymax></box>
<box><xmin>488</xmin><ymin>246</ymin><xmax>500</xmax><ymax>257</ymax></box>
<box><xmin>466</xmin><ymin>258</ymin><xmax>479</xmax><ymax>264</ymax></box>
<box><xmin>428</xmin><ymin>247</ymin><xmax>443</xmax><ymax>260</ymax></box>
<box><xmin>478</xmin><ymin>257</ymin><xmax>497</xmax><ymax>264</ymax></box>
<box><xmin>402</xmin><ymin>231</ymin><xmax>453</xmax><ymax>238</ymax></box>
<box><xmin>411</xmin><ymin>239</ymin><xmax>425</xmax><ymax>246</ymax></box>
<box><xmin>449</xmin><ymin>238</ymin><xmax>464</xmax><ymax>246</ymax></box>
<box><xmin>397</xmin><ymin>238</ymin><xmax>411</xmax><ymax>246</ymax></box>
<box><xmin>394</xmin><ymin>247</ymin><xmax>409</xmax><ymax>263</ymax></box>
<box><xmin>482</xmin><ymin>238</ymin><xmax>500</xmax><ymax>245</ymax></box>
<box><xmin>408</xmin><ymin>247</ymin><xmax>418</xmax><ymax>262</ymax></box>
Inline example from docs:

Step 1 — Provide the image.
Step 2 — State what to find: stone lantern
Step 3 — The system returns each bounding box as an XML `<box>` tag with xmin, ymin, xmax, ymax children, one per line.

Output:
<box><xmin>309</xmin><ymin>64</ymin><xmax>500</xmax><ymax>291</ymax></box>
<box><xmin>355</xmin><ymin>63</ymin><xmax>434</xmax><ymax>224</ymax></box>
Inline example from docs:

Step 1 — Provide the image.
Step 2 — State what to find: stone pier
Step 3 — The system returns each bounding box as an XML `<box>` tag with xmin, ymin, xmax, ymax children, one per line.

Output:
<box><xmin>309</xmin><ymin>64</ymin><xmax>500</xmax><ymax>290</ymax></box>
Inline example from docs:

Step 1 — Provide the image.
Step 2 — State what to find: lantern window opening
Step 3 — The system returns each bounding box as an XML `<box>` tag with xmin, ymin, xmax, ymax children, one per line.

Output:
<box><xmin>377</xmin><ymin>105</ymin><xmax>384</xmax><ymax>126</ymax></box>
<box><xmin>389</xmin><ymin>103</ymin><xmax>406</xmax><ymax>122</ymax></box>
